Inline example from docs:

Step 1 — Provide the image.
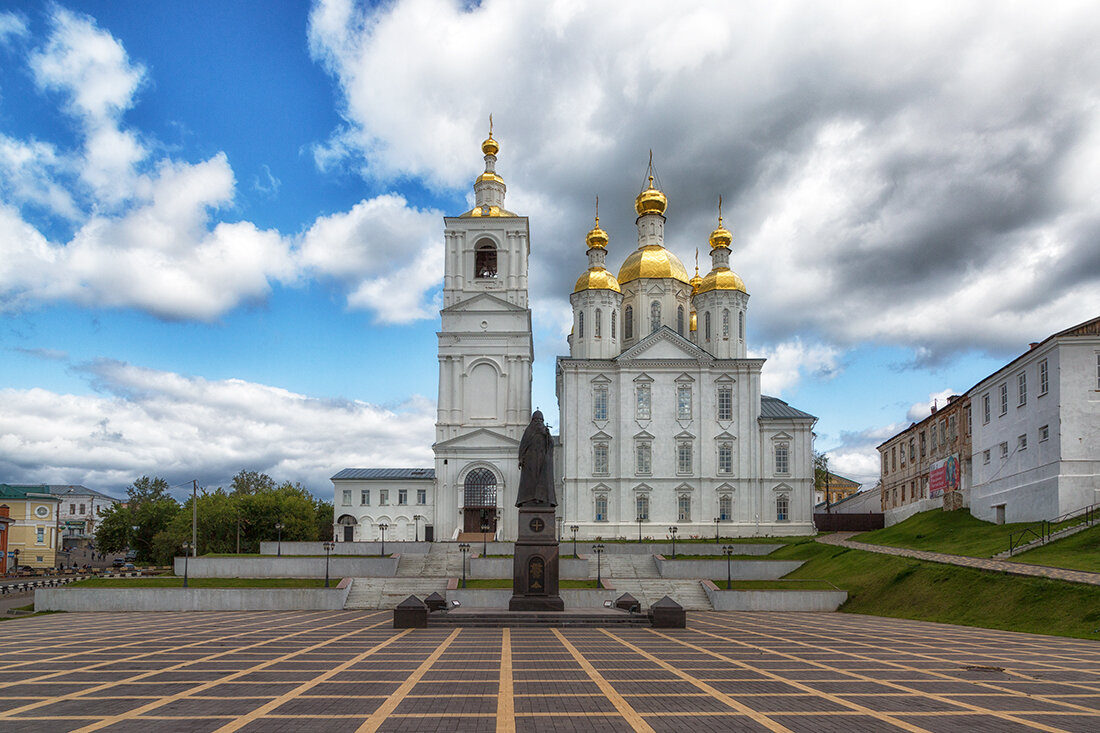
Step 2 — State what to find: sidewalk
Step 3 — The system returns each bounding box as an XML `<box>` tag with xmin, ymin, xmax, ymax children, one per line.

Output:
<box><xmin>816</xmin><ymin>532</ymin><xmax>1100</xmax><ymax>586</ymax></box>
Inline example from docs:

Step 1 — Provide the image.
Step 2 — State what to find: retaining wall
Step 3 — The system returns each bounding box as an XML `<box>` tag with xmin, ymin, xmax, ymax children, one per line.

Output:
<box><xmin>470</xmin><ymin>557</ymin><xmax>589</xmax><ymax>579</ymax></box>
<box><xmin>568</xmin><ymin>542</ymin><xmax>783</xmax><ymax>556</ymax></box>
<box><xmin>36</xmin><ymin>583</ymin><xmax>352</xmax><ymax>612</ymax></box>
<box><xmin>260</xmin><ymin>541</ymin><xmax>430</xmax><ymax>555</ymax></box>
<box><xmin>174</xmin><ymin>556</ymin><xmax>398</xmax><ymax>578</ymax></box>
<box><xmin>654</xmin><ymin>557</ymin><xmax>803</xmax><ymax>579</ymax></box>
<box><xmin>702</xmin><ymin>582</ymin><xmax>847</xmax><ymax>611</ymax></box>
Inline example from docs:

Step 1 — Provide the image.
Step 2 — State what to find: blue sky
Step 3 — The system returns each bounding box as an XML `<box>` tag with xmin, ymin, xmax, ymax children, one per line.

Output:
<box><xmin>1</xmin><ymin>1</ymin><xmax>1097</xmax><ymax>500</ymax></box>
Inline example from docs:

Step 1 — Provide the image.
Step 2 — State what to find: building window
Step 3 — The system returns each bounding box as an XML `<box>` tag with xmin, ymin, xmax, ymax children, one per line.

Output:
<box><xmin>775</xmin><ymin>443</ymin><xmax>790</xmax><ymax>474</ymax></box>
<box><xmin>37</xmin><ymin>527</ymin><xmax>45</xmax><ymax>543</ymax></box>
<box><xmin>1000</xmin><ymin>441</ymin><xmax>1009</xmax><ymax>459</ymax></box>
<box><xmin>919</xmin><ymin>431</ymin><xmax>926</xmax><ymax>457</ymax></box>
<box><xmin>1096</xmin><ymin>353</ymin><xmax>1100</xmax><ymax>389</ymax></box>
<box><xmin>79</xmin><ymin>503</ymin><xmax>85</xmax><ymax>515</ymax></box>
<box><xmin>595</xmin><ymin>494</ymin><xmax>608</xmax><ymax>522</ymax></box>
<box><xmin>677</xmin><ymin>305</ymin><xmax>684</xmax><ymax>335</ymax></box>
<box><xmin>882</xmin><ymin>452</ymin><xmax>888</xmax><ymax>475</ymax></box>
<box><xmin>982</xmin><ymin>394</ymin><xmax>990</xmax><ymax>423</ymax></box>
<box><xmin>636</xmin><ymin>494</ymin><xmax>649</xmax><ymax>521</ymax></box>
<box><xmin>719</xmin><ymin>494</ymin><xmax>732</xmax><ymax>521</ymax></box>
<box><xmin>930</xmin><ymin>423</ymin><xmax>937</xmax><ymax>448</ymax></box>
<box><xmin>909</xmin><ymin>439</ymin><xmax>915</xmax><ymax>462</ymax></box>
<box><xmin>636</xmin><ymin>442</ymin><xmax>652</xmax><ymax>475</ymax></box>
<box><xmin>722</xmin><ymin>309</ymin><xmax>730</xmax><ymax>338</ymax></box>
<box><xmin>717</xmin><ymin>386</ymin><xmax>732</xmax><ymax>421</ymax></box>
<box><xmin>1018</xmin><ymin>434</ymin><xmax>1027</xmax><ymax>451</ymax></box>
<box><xmin>738</xmin><ymin>311</ymin><xmax>744</xmax><ymax>340</ymax></box>
<box><xmin>636</xmin><ymin>384</ymin><xmax>651</xmax><ymax>419</ymax></box>
<box><xmin>417</xmin><ymin>489</ymin><xmax>427</xmax><ymax>505</ymax></box>
<box><xmin>677</xmin><ymin>495</ymin><xmax>691</xmax><ymax>521</ymax></box>
<box><xmin>948</xmin><ymin>415</ymin><xmax>957</xmax><ymax>442</ymax></box>
<box><xmin>398</xmin><ymin>489</ymin><xmax>408</xmax><ymax>505</ymax></box>
<box><xmin>475</xmin><ymin>242</ymin><xmax>497</xmax><ymax>278</ymax></box>
<box><xmin>999</xmin><ymin>383</ymin><xmax>1008</xmax><ymax>415</ymax></box>
<box><xmin>650</xmin><ymin>300</ymin><xmax>661</xmax><ymax>333</ymax></box>
<box><xmin>1039</xmin><ymin>359</ymin><xmax>1048</xmax><ymax>395</ymax></box>
<box><xmin>593</xmin><ymin>442</ymin><xmax>609</xmax><ymax>475</ymax></box>
<box><xmin>464</xmin><ymin>468</ymin><xmax>497</xmax><ymax>507</ymax></box>
<box><xmin>342</xmin><ymin>490</ymin><xmax>351</xmax><ymax>506</ymax></box>
<box><xmin>891</xmin><ymin>445</ymin><xmax>897</xmax><ymax>471</ymax></box>
<box><xmin>718</xmin><ymin>443</ymin><xmax>733</xmax><ymax>474</ymax></box>
<box><xmin>966</xmin><ymin>406</ymin><xmax>972</xmax><ymax>436</ymax></box>
<box><xmin>578</xmin><ymin>310</ymin><xmax>584</xmax><ymax>338</ymax></box>
<box><xmin>1039</xmin><ymin>424</ymin><xmax>1049</xmax><ymax>442</ymax></box>
<box><xmin>776</xmin><ymin>495</ymin><xmax>789</xmax><ymax>522</ymax></box>
<box><xmin>983</xmin><ymin>449</ymin><xmax>990</xmax><ymax>464</ymax></box>
<box><xmin>594</xmin><ymin>308</ymin><xmax>602</xmax><ymax>338</ymax></box>
<box><xmin>361</xmin><ymin>490</ymin><xmax>370</xmax><ymax>506</ymax></box>
<box><xmin>677</xmin><ymin>386</ymin><xmax>692</xmax><ymax>420</ymax></box>
<box><xmin>593</xmin><ymin>386</ymin><xmax>608</xmax><ymax>421</ymax></box>
<box><xmin>611</xmin><ymin>310</ymin><xmax>617</xmax><ymax>339</ymax></box>
<box><xmin>624</xmin><ymin>306</ymin><xmax>633</xmax><ymax>339</ymax></box>
<box><xmin>677</xmin><ymin>442</ymin><xmax>693</xmax><ymax>475</ymax></box>
<box><xmin>705</xmin><ymin>311</ymin><xmax>712</xmax><ymax>341</ymax></box>
<box><xmin>70</xmin><ymin>503</ymin><xmax>76</xmax><ymax>515</ymax></box>
<box><xmin>379</xmin><ymin>490</ymin><xmax>389</xmax><ymax>505</ymax></box>
<box><xmin>900</xmin><ymin>443</ymin><xmax>906</xmax><ymax>467</ymax></box>
<box><xmin>1018</xmin><ymin>372</ymin><xmax>1027</xmax><ymax>406</ymax></box>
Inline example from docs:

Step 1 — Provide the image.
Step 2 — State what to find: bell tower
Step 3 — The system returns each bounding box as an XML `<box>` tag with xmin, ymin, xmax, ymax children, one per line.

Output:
<box><xmin>434</xmin><ymin>121</ymin><xmax>533</xmax><ymax>541</ymax></box>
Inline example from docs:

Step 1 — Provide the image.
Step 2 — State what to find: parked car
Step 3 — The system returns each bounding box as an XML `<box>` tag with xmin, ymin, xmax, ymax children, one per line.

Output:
<box><xmin>112</xmin><ymin>558</ymin><xmax>125</xmax><ymax>567</ymax></box>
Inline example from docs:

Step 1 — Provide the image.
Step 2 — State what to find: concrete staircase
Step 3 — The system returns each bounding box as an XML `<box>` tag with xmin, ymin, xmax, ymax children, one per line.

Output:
<box><xmin>600</xmin><ymin>554</ymin><xmax>658</xmax><ymax>578</ymax></box>
<box><xmin>396</xmin><ymin>543</ymin><xmax>463</xmax><ymax>577</ymax></box>
<box><xmin>610</xmin><ymin>579</ymin><xmax>713</xmax><ymax>610</ymax></box>
<box><xmin>344</xmin><ymin>577</ymin><xmax>450</xmax><ymax>609</ymax></box>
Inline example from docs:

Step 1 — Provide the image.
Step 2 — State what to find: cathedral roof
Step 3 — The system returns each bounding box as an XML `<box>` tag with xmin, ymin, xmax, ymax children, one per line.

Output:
<box><xmin>617</xmin><ymin>245</ymin><xmax>691</xmax><ymax>285</ymax></box>
<box><xmin>760</xmin><ymin>396</ymin><xmax>816</xmax><ymax>420</ymax></box>
<box><xmin>574</xmin><ymin>267</ymin><xmax>621</xmax><ymax>293</ymax></box>
<box><xmin>696</xmin><ymin>267</ymin><xmax>747</xmax><ymax>294</ymax></box>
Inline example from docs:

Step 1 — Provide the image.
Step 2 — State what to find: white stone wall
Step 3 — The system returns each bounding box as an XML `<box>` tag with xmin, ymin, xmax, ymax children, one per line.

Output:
<box><xmin>332</xmin><ymin>478</ymin><xmax>435</xmax><ymax>541</ymax></box>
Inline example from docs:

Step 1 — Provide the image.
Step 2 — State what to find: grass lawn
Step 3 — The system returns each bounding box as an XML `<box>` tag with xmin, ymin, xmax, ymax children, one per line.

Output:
<box><xmin>67</xmin><ymin>577</ymin><xmax>332</xmax><ymax>588</ymax></box>
<box><xmin>665</xmin><ymin>554</ymin><xmax>783</xmax><ymax>561</ymax></box>
<box><xmin>854</xmin><ymin>510</ymin><xmax>1035</xmax><ymax>558</ymax></box>
<box><xmin>708</xmin><ymin>580</ymin><xmax>840</xmax><ymax>591</ymax></box>
<box><xmin>1012</xmin><ymin>523</ymin><xmax>1100</xmax><ymax>573</ymax></box>
<box><xmin>768</xmin><ymin>538</ymin><xmax>1100</xmax><ymax>640</ymax></box>
<box><xmin>459</xmin><ymin>578</ymin><xmax>604</xmax><ymax>589</ymax></box>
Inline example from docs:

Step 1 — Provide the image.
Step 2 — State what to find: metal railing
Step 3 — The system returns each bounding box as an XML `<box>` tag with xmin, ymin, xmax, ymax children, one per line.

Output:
<box><xmin>1007</xmin><ymin>503</ymin><xmax>1098</xmax><ymax>556</ymax></box>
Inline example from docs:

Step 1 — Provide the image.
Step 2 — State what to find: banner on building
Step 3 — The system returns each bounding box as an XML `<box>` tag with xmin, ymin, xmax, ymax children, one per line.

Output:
<box><xmin>928</xmin><ymin>455</ymin><xmax>959</xmax><ymax>497</ymax></box>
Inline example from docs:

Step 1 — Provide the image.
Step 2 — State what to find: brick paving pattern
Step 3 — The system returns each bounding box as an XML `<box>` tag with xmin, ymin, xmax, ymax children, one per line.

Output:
<box><xmin>816</xmin><ymin>532</ymin><xmax>1100</xmax><ymax>586</ymax></box>
<box><xmin>0</xmin><ymin>610</ymin><xmax>1098</xmax><ymax>731</ymax></box>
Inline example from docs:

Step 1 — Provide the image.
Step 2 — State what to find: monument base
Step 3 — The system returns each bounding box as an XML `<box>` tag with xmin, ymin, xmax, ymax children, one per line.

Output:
<box><xmin>509</xmin><ymin>506</ymin><xmax>564</xmax><ymax>612</ymax></box>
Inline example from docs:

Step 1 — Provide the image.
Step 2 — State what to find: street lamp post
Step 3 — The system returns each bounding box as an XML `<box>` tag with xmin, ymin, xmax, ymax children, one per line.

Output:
<box><xmin>713</xmin><ymin>516</ymin><xmax>721</xmax><ymax>545</ymax></box>
<box><xmin>323</xmin><ymin>540</ymin><xmax>335</xmax><ymax>588</ymax></box>
<box><xmin>593</xmin><ymin>543</ymin><xmax>605</xmax><ymax>587</ymax></box>
<box><xmin>378</xmin><ymin>523</ymin><xmax>389</xmax><ymax>556</ymax></box>
<box><xmin>181</xmin><ymin>541</ymin><xmax>191</xmax><ymax>588</ymax></box>
<box><xmin>570</xmin><ymin>525</ymin><xmax>579</xmax><ymax>559</ymax></box>
<box><xmin>481</xmin><ymin>520</ymin><xmax>490</xmax><ymax>556</ymax></box>
<box><xmin>459</xmin><ymin>542</ymin><xmax>470</xmax><ymax>588</ymax></box>
<box><xmin>275</xmin><ymin>522</ymin><xmax>284</xmax><ymax>557</ymax></box>
<box><xmin>722</xmin><ymin>544</ymin><xmax>734</xmax><ymax>590</ymax></box>
<box><xmin>668</xmin><ymin>526</ymin><xmax>678</xmax><ymax>560</ymax></box>
<box><xmin>413</xmin><ymin>514</ymin><xmax>423</xmax><ymax>543</ymax></box>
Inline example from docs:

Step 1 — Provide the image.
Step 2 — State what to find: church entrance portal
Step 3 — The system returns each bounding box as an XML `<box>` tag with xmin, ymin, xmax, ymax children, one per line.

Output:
<box><xmin>463</xmin><ymin>468</ymin><xmax>498</xmax><ymax>534</ymax></box>
<box><xmin>336</xmin><ymin>514</ymin><xmax>357</xmax><ymax>542</ymax></box>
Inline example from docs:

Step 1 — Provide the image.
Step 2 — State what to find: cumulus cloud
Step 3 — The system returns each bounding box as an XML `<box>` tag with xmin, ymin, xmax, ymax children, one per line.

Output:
<box><xmin>906</xmin><ymin>388</ymin><xmax>959</xmax><ymax>423</ymax></box>
<box><xmin>308</xmin><ymin>0</ymin><xmax>1100</xmax><ymax>370</ymax></box>
<box><xmin>820</xmin><ymin>423</ymin><xmax>908</xmax><ymax>488</ymax></box>
<box><xmin>0</xmin><ymin>359</ymin><xmax>436</xmax><ymax>494</ymax></box>
<box><xmin>752</xmin><ymin>339</ymin><xmax>839</xmax><ymax>396</ymax></box>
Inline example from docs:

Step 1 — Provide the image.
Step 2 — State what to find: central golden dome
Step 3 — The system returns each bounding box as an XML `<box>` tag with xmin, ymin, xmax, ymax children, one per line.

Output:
<box><xmin>634</xmin><ymin>175</ymin><xmax>668</xmax><ymax>216</ymax></box>
<box><xmin>618</xmin><ymin>245</ymin><xmax>691</xmax><ymax>285</ymax></box>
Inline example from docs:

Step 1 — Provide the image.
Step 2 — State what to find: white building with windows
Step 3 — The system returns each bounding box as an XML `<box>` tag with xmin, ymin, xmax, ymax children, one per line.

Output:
<box><xmin>968</xmin><ymin>316</ymin><xmax>1100</xmax><ymax>524</ymax></box>
<box><xmin>47</xmin><ymin>485</ymin><xmax>119</xmax><ymax>544</ymax></box>
<box><xmin>333</xmin><ymin>134</ymin><xmax>817</xmax><ymax>541</ymax></box>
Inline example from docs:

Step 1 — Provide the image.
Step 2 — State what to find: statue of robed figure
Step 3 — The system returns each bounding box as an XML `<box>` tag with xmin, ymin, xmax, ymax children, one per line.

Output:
<box><xmin>516</xmin><ymin>410</ymin><xmax>556</xmax><ymax>507</ymax></box>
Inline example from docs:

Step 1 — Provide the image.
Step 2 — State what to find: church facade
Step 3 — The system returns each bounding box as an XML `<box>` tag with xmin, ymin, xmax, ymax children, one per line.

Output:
<box><xmin>332</xmin><ymin>133</ymin><xmax>816</xmax><ymax>542</ymax></box>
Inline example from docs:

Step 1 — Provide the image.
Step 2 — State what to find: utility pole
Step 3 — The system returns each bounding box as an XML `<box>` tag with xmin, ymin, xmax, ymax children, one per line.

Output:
<box><xmin>192</xmin><ymin>480</ymin><xmax>198</xmax><ymax>557</ymax></box>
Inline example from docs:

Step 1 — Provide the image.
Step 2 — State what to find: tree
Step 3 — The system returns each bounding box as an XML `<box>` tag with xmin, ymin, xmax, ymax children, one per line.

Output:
<box><xmin>124</xmin><ymin>476</ymin><xmax>181</xmax><ymax>563</ymax></box>
<box><xmin>94</xmin><ymin>503</ymin><xmax>133</xmax><ymax>554</ymax></box>
<box><xmin>231</xmin><ymin>470</ymin><xmax>275</xmax><ymax>496</ymax></box>
<box><xmin>128</xmin><ymin>475</ymin><xmax>171</xmax><ymax>504</ymax></box>
<box><xmin>814</xmin><ymin>450</ymin><xmax>832</xmax><ymax>507</ymax></box>
<box><xmin>313</xmin><ymin>497</ymin><xmax>334</xmax><ymax>542</ymax></box>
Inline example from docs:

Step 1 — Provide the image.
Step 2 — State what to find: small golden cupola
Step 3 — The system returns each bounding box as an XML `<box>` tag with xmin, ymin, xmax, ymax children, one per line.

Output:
<box><xmin>462</xmin><ymin>114</ymin><xmax>515</xmax><ymax>218</ymax></box>
<box><xmin>690</xmin><ymin>250</ymin><xmax>703</xmax><ymax>295</ymax></box>
<box><xmin>697</xmin><ymin>197</ymin><xmax>747</xmax><ymax>294</ymax></box>
<box><xmin>618</xmin><ymin>154</ymin><xmax>690</xmax><ymax>285</ymax></box>
<box><xmin>574</xmin><ymin>198</ymin><xmax>621</xmax><ymax>294</ymax></box>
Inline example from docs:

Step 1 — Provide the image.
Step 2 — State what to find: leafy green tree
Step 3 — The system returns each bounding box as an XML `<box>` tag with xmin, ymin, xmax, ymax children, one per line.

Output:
<box><xmin>94</xmin><ymin>503</ymin><xmax>134</xmax><ymax>554</ymax></box>
<box><xmin>124</xmin><ymin>475</ymin><xmax>181</xmax><ymax>563</ymax></box>
<box><xmin>128</xmin><ymin>475</ymin><xmax>171</xmax><ymax>504</ymax></box>
<box><xmin>231</xmin><ymin>470</ymin><xmax>275</xmax><ymax>496</ymax></box>
<box><xmin>313</xmin><ymin>497</ymin><xmax>334</xmax><ymax>542</ymax></box>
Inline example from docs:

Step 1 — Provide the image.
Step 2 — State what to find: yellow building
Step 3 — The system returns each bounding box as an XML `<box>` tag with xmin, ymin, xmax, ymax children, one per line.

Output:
<box><xmin>0</xmin><ymin>484</ymin><xmax>60</xmax><ymax>569</ymax></box>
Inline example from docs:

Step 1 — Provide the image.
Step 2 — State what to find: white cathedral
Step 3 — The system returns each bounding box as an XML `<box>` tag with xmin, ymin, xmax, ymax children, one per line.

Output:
<box><xmin>332</xmin><ymin>132</ymin><xmax>816</xmax><ymax>542</ymax></box>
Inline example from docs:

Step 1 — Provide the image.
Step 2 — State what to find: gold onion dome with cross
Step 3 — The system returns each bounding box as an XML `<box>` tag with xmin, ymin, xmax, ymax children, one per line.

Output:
<box><xmin>697</xmin><ymin>209</ymin><xmax>747</xmax><ymax>294</ymax></box>
<box><xmin>574</xmin><ymin>213</ymin><xmax>621</xmax><ymax>293</ymax></box>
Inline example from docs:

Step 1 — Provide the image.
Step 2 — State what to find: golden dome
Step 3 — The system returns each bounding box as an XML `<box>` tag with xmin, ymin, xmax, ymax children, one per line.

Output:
<box><xmin>481</xmin><ymin>135</ymin><xmax>499</xmax><ymax>156</ymax></box>
<box><xmin>586</xmin><ymin>218</ymin><xmax>609</xmax><ymax>249</ymax></box>
<box><xmin>634</xmin><ymin>175</ymin><xmax>668</xmax><ymax>216</ymax></box>
<box><xmin>697</xmin><ymin>267</ymin><xmax>747</xmax><ymax>294</ymax></box>
<box><xmin>476</xmin><ymin>171</ymin><xmax>504</xmax><ymax>185</ymax></box>
<box><xmin>618</xmin><ymin>245</ymin><xmax>691</xmax><ymax>285</ymax></box>
<box><xmin>574</xmin><ymin>267</ymin><xmax>621</xmax><ymax>293</ymax></box>
<box><xmin>690</xmin><ymin>268</ymin><xmax>703</xmax><ymax>295</ymax></box>
<box><xmin>709</xmin><ymin>219</ymin><xmax>732</xmax><ymax>249</ymax></box>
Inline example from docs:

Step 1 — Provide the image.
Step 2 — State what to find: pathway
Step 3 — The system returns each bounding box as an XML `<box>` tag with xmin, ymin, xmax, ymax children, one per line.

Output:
<box><xmin>816</xmin><ymin>532</ymin><xmax>1100</xmax><ymax>586</ymax></box>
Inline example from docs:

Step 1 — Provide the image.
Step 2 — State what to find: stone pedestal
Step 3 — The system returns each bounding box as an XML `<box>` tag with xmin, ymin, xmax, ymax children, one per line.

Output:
<box><xmin>509</xmin><ymin>507</ymin><xmax>564</xmax><ymax>611</ymax></box>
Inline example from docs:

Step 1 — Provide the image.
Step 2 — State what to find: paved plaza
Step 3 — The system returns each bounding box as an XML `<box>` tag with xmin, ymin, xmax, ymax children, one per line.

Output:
<box><xmin>1</xmin><ymin>611</ymin><xmax>1099</xmax><ymax>732</ymax></box>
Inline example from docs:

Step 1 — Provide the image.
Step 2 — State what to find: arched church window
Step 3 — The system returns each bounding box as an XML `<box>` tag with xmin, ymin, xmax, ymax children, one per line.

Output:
<box><xmin>739</xmin><ymin>310</ymin><xmax>744</xmax><ymax>340</ymax></box>
<box><xmin>650</xmin><ymin>301</ymin><xmax>660</xmax><ymax>334</ymax></box>
<box><xmin>463</xmin><ymin>468</ymin><xmax>496</xmax><ymax>508</ymax></box>
<box><xmin>624</xmin><ymin>306</ymin><xmax>633</xmax><ymax>339</ymax></box>
<box><xmin>578</xmin><ymin>310</ymin><xmax>584</xmax><ymax>338</ymax></box>
<box><xmin>722</xmin><ymin>309</ymin><xmax>730</xmax><ymax>338</ymax></box>
<box><xmin>475</xmin><ymin>241</ymin><xmax>497</xmax><ymax>279</ymax></box>
<box><xmin>719</xmin><ymin>494</ymin><xmax>732</xmax><ymax>521</ymax></box>
<box><xmin>677</xmin><ymin>306</ymin><xmax>684</xmax><ymax>335</ymax></box>
<box><xmin>594</xmin><ymin>308</ymin><xmax>602</xmax><ymax>338</ymax></box>
<box><xmin>611</xmin><ymin>310</ymin><xmax>617</xmax><ymax>339</ymax></box>
<box><xmin>636</xmin><ymin>494</ymin><xmax>649</xmax><ymax>521</ymax></box>
<box><xmin>705</xmin><ymin>312</ymin><xmax>712</xmax><ymax>341</ymax></box>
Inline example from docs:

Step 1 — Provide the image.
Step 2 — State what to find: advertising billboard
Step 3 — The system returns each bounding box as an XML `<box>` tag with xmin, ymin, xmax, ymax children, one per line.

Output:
<box><xmin>928</xmin><ymin>455</ymin><xmax>959</xmax><ymax>498</ymax></box>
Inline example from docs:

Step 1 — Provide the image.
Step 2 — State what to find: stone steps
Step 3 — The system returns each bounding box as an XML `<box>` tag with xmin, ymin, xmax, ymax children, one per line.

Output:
<box><xmin>344</xmin><ymin>578</ymin><xmax>450</xmax><ymax>609</ymax></box>
<box><xmin>610</xmin><ymin>579</ymin><xmax>713</xmax><ymax>610</ymax></box>
<box><xmin>429</xmin><ymin>611</ymin><xmax>649</xmax><ymax>628</ymax></box>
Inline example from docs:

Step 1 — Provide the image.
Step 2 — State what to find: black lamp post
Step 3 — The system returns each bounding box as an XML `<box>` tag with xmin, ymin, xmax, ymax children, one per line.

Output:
<box><xmin>722</xmin><ymin>544</ymin><xmax>734</xmax><ymax>590</ymax></box>
<box><xmin>637</xmin><ymin>515</ymin><xmax>643</xmax><ymax>543</ymax></box>
<box><xmin>378</xmin><ymin>523</ymin><xmax>388</xmax><ymax>556</ymax></box>
<box><xmin>668</xmin><ymin>526</ymin><xmax>678</xmax><ymax>560</ymax></box>
<box><xmin>592</xmin><ymin>543</ymin><xmax>605</xmax><ymax>587</ymax></box>
<box><xmin>569</xmin><ymin>524</ymin><xmax>579</xmax><ymax>559</ymax></box>
<box><xmin>413</xmin><ymin>514</ymin><xmax>423</xmax><ymax>542</ymax></box>
<box><xmin>481</xmin><ymin>520</ymin><xmax>490</xmax><ymax>556</ymax></box>
<box><xmin>323</xmin><ymin>540</ymin><xmax>335</xmax><ymax>588</ymax></box>
<box><xmin>181</xmin><ymin>541</ymin><xmax>191</xmax><ymax>588</ymax></box>
<box><xmin>713</xmin><ymin>516</ymin><xmax>721</xmax><ymax>544</ymax></box>
<box><xmin>459</xmin><ymin>542</ymin><xmax>470</xmax><ymax>588</ymax></box>
<box><xmin>275</xmin><ymin>522</ymin><xmax>284</xmax><ymax>557</ymax></box>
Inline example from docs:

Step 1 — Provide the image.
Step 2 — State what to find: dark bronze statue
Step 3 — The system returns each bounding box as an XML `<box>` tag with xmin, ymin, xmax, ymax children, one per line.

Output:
<box><xmin>516</xmin><ymin>410</ymin><xmax>556</xmax><ymax>507</ymax></box>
